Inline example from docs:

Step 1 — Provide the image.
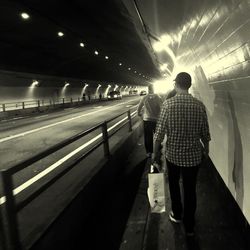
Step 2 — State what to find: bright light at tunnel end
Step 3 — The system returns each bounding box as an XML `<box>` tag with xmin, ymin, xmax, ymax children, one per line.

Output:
<box><xmin>152</xmin><ymin>79</ymin><xmax>174</xmax><ymax>94</ymax></box>
<box><xmin>152</xmin><ymin>62</ymin><xmax>193</xmax><ymax>94</ymax></box>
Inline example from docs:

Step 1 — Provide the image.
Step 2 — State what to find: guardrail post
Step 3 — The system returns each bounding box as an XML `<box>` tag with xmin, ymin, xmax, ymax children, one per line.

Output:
<box><xmin>22</xmin><ymin>102</ymin><xmax>25</xmax><ymax>109</ymax></box>
<box><xmin>0</xmin><ymin>190</ymin><xmax>7</xmax><ymax>250</ymax></box>
<box><xmin>1</xmin><ymin>171</ymin><xmax>22</xmax><ymax>250</ymax></box>
<box><xmin>62</xmin><ymin>98</ymin><xmax>65</xmax><ymax>106</ymax></box>
<box><xmin>70</xmin><ymin>98</ymin><xmax>73</xmax><ymax>104</ymax></box>
<box><xmin>102</xmin><ymin>121</ymin><xmax>110</xmax><ymax>157</ymax></box>
<box><xmin>37</xmin><ymin>100</ymin><xmax>40</xmax><ymax>107</ymax></box>
<box><xmin>2</xmin><ymin>104</ymin><xmax>6</xmax><ymax>112</ymax></box>
<box><xmin>127</xmin><ymin>110</ymin><xmax>132</xmax><ymax>132</ymax></box>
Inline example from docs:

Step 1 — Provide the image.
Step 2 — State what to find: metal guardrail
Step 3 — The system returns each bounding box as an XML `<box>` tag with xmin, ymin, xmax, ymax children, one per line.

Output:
<box><xmin>0</xmin><ymin>95</ymin><xmax>132</xmax><ymax>112</ymax></box>
<box><xmin>0</xmin><ymin>107</ymin><xmax>137</xmax><ymax>250</ymax></box>
<box><xmin>0</xmin><ymin>97</ymin><xmax>98</xmax><ymax>112</ymax></box>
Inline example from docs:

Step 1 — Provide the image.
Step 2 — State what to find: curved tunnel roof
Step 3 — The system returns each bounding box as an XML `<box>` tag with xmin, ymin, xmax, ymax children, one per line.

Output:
<box><xmin>0</xmin><ymin>0</ymin><xmax>249</xmax><ymax>87</ymax></box>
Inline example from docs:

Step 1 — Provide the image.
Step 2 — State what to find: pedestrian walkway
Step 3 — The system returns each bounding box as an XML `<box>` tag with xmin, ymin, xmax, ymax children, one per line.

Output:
<box><xmin>120</xmin><ymin>137</ymin><xmax>250</xmax><ymax>250</ymax></box>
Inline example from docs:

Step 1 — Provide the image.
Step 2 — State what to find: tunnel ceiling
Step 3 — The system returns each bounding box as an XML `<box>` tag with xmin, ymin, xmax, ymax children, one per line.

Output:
<box><xmin>0</xmin><ymin>0</ymin><xmax>247</xmax><ymax>87</ymax></box>
<box><xmin>0</xmin><ymin>0</ymin><xmax>162</xmax><ymax>86</ymax></box>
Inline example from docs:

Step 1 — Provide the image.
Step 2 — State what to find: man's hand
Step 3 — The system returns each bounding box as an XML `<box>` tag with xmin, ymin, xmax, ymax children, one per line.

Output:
<box><xmin>152</xmin><ymin>152</ymin><xmax>161</xmax><ymax>165</ymax></box>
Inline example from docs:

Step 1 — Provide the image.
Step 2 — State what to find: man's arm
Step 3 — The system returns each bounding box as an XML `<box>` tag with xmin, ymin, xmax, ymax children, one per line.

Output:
<box><xmin>137</xmin><ymin>97</ymin><xmax>145</xmax><ymax>117</ymax></box>
<box><xmin>201</xmin><ymin>106</ymin><xmax>211</xmax><ymax>158</ymax></box>
<box><xmin>153</xmin><ymin>139</ymin><xmax>162</xmax><ymax>164</ymax></box>
<box><xmin>201</xmin><ymin>139</ymin><xmax>209</xmax><ymax>159</ymax></box>
<box><xmin>152</xmin><ymin>104</ymin><xmax>168</xmax><ymax>165</ymax></box>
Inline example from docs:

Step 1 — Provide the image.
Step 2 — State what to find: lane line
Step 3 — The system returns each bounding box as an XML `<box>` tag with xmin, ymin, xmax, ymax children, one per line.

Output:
<box><xmin>35</xmin><ymin>115</ymin><xmax>49</xmax><ymax>119</ymax></box>
<box><xmin>0</xmin><ymin>110</ymin><xmax>137</xmax><ymax>205</ymax></box>
<box><xmin>0</xmin><ymin>100</ymin><xmax>137</xmax><ymax>143</ymax></box>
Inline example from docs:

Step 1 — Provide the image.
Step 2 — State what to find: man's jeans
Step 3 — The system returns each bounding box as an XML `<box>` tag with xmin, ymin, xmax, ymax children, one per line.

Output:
<box><xmin>166</xmin><ymin>159</ymin><xmax>200</xmax><ymax>231</ymax></box>
<box><xmin>143</xmin><ymin>120</ymin><xmax>156</xmax><ymax>154</ymax></box>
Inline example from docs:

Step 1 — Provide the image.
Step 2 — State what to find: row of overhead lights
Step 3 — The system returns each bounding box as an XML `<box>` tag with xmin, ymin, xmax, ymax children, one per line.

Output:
<box><xmin>30</xmin><ymin>80</ymin><xmax>137</xmax><ymax>89</ymax></box>
<box><xmin>19</xmin><ymin>12</ymin><xmax>151</xmax><ymax>81</ymax></box>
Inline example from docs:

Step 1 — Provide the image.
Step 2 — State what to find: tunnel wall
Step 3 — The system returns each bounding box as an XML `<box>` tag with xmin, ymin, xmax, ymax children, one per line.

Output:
<box><xmin>177</xmin><ymin>0</ymin><xmax>250</xmax><ymax>223</ymax></box>
<box><xmin>0</xmin><ymin>70</ymin><xmax>137</xmax><ymax>103</ymax></box>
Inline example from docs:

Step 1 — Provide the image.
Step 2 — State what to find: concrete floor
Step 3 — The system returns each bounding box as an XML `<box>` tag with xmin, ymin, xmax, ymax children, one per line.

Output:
<box><xmin>119</xmin><ymin>137</ymin><xmax>250</xmax><ymax>250</ymax></box>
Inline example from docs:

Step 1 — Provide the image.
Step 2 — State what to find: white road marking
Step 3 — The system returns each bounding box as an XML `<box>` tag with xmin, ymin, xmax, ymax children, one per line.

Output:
<box><xmin>0</xmin><ymin>110</ymin><xmax>137</xmax><ymax>205</ymax></box>
<box><xmin>12</xmin><ymin>117</ymin><xmax>24</xmax><ymax>120</ymax></box>
<box><xmin>35</xmin><ymin>115</ymin><xmax>49</xmax><ymax>119</ymax></box>
<box><xmin>0</xmin><ymin>100</ymin><xmax>136</xmax><ymax>143</ymax></box>
<box><xmin>63</xmin><ymin>108</ymin><xmax>75</xmax><ymax>111</ymax></box>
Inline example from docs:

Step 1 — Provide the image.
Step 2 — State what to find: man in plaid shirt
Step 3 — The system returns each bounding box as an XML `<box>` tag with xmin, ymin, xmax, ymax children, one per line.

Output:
<box><xmin>153</xmin><ymin>72</ymin><xmax>211</xmax><ymax>236</ymax></box>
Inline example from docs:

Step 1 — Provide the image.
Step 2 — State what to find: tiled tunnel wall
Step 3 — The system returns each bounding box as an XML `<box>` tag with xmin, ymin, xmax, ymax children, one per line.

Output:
<box><xmin>177</xmin><ymin>0</ymin><xmax>250</xmax><ymax>222</ymax></box>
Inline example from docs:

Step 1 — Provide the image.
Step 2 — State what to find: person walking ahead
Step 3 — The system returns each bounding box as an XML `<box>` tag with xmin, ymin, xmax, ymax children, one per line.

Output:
<box><xmin>137</xmin><ymin>84</ymin><xmax>162</xmax><ymax>157</ymax></box>
<box><xmin>153</xmin><ymin>72</ymin><xmax>211</xmax><ymax>236</ymax></box>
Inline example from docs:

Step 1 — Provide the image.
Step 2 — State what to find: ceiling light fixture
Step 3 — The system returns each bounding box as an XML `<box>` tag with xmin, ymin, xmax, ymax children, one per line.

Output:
<box><xmin>21</xmin><ymin>12</ymin><xmax>30</xmax><ymax>20</ymax></box>
<box><xmin>94</xmin><ymin>50</ymin><xmax>99</xmax><ymax>55</ymax></box>
<box><xmin>105</xmin><ymin>56</ymin><xmax>109</xmax><ymax>60</ymax></box>
<box><xmin>80</xmin><ymin>43</ymin><xmax>85</xmax><ymax>47</ymax></box>
<box><xmin>58</xmin><ymin>32</ymin><xmax>64</xmax><ymax>37</ymax></box>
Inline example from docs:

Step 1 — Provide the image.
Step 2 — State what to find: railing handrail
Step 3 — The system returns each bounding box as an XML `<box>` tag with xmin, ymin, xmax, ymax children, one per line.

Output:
<box><xmin>0</xmin><ymin>106</ymin><xmax>138</xmax><ymax>250</ymax></box>
<box><xmin>3</xmin><ymin>107</ymin><xmax>136</xmax><ymax>176</ymax></box>
<box><xmin>0</xmin><ymin>96</ymin><xmax>134</xmax><ymax>113</ymax></box>
<box><xmin>0</xmin><ymin>95</ymin><xmax>132</xmax><ymax>107</ymax></box>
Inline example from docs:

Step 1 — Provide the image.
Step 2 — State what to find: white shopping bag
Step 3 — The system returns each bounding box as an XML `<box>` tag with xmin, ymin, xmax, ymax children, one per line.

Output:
<box><xmin>147</xmin><ymin>172</ymin><xmax>166</xmax><ymax>213</ymax></box>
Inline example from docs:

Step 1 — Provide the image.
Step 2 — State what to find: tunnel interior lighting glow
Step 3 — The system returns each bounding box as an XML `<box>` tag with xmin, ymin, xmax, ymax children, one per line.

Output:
<box><xmin>80</xmin><ymin>43</ymin><xmax>85</xmax><ymax>47</ymax></box>
<box><xmin>58</xmin><ymin>32</ymin><xmax>64</xmax><ymax>37</ymax></box>
<box><xmin>128</xmin><ymin>68</ymin><xmax>131</xmax><ymax>70</ymax></box>
<box><xmin>61</xmin><ymin>82</ymin><xmax>69</xmax><ymax>96</ymax></box>
<box><xmin>119</xmin><ymin>63</ymin><xmax>122</xmax><ymax>66</ymax></box>
<box><xmin>160</xmin><ymin>63</ymin><xmax>168</xmax><ymax>71</ymax></box>
<box><xmin>153</xmin><ymin>34</ymin><xmax>176</xmax><ymax>63</ymax></box>
<box><xmin>104</xmin><ymin>84</ymin><xmax>112</xmax><ymax>96</ymax></box>
<box><xmin>28</xmin><ymin>80</ymin><xmax>39</xmax><ymax>98</ymax></box>
<box><xmin>153</xmin><ymin>79</ymin><xmax>174</xmax><ymax>94</ymax></box>
<box><xmin>81</xmin><ymin>83</ymin><xmax>89</xmax><ymax>95</ymax></box>
<box><xmin>134</xmin><ymin>71</ymin><xmax>137</xmax><ymax>73</ymax></box>
<box><xmin>21</xmin><ymin>12</ymin><xmax>30</xmax><ymax>20</ymax></box>
<box><xmin>160</xmin><ymin>34</ymin><xmax>173</xmax><ymax>46</ymax></box>
<box><xmin>96</xmin><ymin>84</ymin><xmax>102</xmax><ymax>95</ymax></box>
<box><xmin>153</xmin><ymin>41</ymin><xmax>165</xmax><ymax>52</ymax></box>
<box><xmin>32</xmin><ymin>80</ymin><xmax>39</xmax><ymax>86</ymax></box>
<box><xmin>94</xmin><ymin>50</ymin><xmax>99</xmax><ymax>55</ymax></box>
<box><xmin>105</xmin><ymin>56</ymin><xmax>109</xmax><ymax>60</ymax></box>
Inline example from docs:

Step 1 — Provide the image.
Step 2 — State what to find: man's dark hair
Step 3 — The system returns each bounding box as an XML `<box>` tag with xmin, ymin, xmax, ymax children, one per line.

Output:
<box><xmin>174</xmin><ymin>72</ymin><xmax>192</xmax><ymax>89</ymax></box>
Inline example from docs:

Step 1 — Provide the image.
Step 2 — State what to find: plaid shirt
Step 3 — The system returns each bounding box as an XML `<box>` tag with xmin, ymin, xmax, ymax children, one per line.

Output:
<box><xmin>154</xmin><ymin>93</ymin><xmax>211</xmax><ymax>167</ymax></box>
